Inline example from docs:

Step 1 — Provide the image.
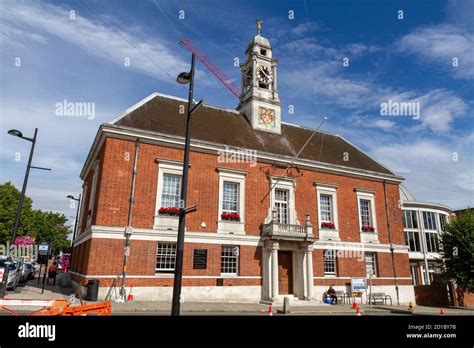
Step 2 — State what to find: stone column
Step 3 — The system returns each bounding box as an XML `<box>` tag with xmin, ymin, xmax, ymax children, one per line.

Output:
<box><xmin>271</xmin><ymin>242</ymin><xmax>279</xmax><ymax>299</ymax></box>
<box><xmin>272</xmin><ymin>63</ymin><xmax>278</xmax><ymax>94</ymax></box>
<box><xmin>305</xmin><ymin>245</ymin><xmax>314</xmax><ymax>300</ymax></box>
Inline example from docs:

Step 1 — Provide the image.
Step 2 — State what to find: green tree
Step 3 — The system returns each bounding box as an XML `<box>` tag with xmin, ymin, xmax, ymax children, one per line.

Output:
<box><xmin>0</xmin><ymin>182</ymin><xmax>71</xmax><ymax>253</ymax></box>
<box><xmin>0</xmin><ymin>182</ymin><xmax>33</xmax><ymax>243</ymax></box>
<box><xmin>440</xmin><ymin>211</ymin><xmax>474</xmax><ymax>293</ymax></box>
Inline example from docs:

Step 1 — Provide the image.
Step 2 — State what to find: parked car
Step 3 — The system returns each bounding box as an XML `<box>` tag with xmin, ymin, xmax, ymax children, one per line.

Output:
<box><xmin>0</xmin><ymin>257</ymin><xmax>23</xmax><ymax>290</ymax></box>
<box><xmin>32</xmin><ymin>261</ymin><xmax>40</xmax><ymax>271</ymax></box>
<box><xmin>31</xmin><ymin>261</ymin><xmax>40</xmax><ymax>276</ymax></box>
<box><xmin>21</xmin><ymin>263</ymin><xmax>35</xmax><ymax>281</ymax></box>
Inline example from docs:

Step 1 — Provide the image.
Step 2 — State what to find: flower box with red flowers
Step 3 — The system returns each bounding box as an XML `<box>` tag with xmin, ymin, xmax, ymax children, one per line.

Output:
<box><xmin>221</xmin><ymin>212</ymin><xmax>240</xmax><ymax>222</ymax></box>
<box><xmin>320</xmin><ymin>222</ymin><xmax>335</xmax><ymax>229</ymax></box>
<box><xmin>159</xmin><ymin>207</ymin><xmax>181</xmax><ymax>216</ymax></box>
<box><xmin>361</xmin><ymin>225</ymin><xmax>375</xmax><ymax>232</ymax></box>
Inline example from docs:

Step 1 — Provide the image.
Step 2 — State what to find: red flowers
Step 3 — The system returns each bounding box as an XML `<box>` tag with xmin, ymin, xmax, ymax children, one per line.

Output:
<box><xmin>321</xmin><ymin>222</ymin><xmax>335</xmax><ymax>229</ymax></box>
<box><xmin>361</xmin><ymin>226</ymin><xmax>375</xmax><ymax>232</ymax></box>
<box><xmin>221</xmin><ymin>212</ymin><xmax>240</xmax><ymax>221</ymax></box>
<box><xmin>159</xmin><ymin>207</ymin><xmax>181</xmax><ymax>215</ymax></box>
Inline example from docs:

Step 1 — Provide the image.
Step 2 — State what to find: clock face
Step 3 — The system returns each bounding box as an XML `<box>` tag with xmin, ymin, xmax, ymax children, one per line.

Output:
<box><xmin>258</xmin><ymin>107</ymin><xmax>275</xmax><ymax>128</ymax></box>
<box><xmin>256</xmin><ymin>65</ymin><xmax>272</xmax><ymax>88</ymax></box>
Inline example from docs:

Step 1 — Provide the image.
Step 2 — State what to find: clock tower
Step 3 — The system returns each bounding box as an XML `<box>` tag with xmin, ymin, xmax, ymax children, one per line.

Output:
<box><xmin>237</xmin><ymin>20</ymin><xmax>281</xmax><ymax>134</ymax></box>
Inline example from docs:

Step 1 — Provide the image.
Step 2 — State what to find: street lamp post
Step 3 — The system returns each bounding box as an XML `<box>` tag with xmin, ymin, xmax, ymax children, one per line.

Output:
<box><xmin>171</xmin><ymin>54</ymin><xmax>202</xmax><ymax>316</ymax></box>
<box><xmin>0</xmin><ymin>128</ymin><xmax>39</xmax><ymax>298</ymax></box>
<box><xmin>66</xmin><ymin>194</ymin><xmax>81</xmax><ymax>271</ymax></box>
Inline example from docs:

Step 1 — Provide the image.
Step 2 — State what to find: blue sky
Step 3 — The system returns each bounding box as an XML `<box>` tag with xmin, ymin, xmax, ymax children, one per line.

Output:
<box><xmin>0</xmin><ymin>0</ymin><xmax>473</xmax><ymax>232</ymax></box>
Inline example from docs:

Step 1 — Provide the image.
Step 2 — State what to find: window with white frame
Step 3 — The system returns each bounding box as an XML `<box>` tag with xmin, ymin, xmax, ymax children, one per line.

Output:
<box><xmin>78</xmin><ymin>183</ymin><xmax>88</xmax><ymax>234</ymax></box>
<box><xmin>410</xmin><ymin>265</ymin><xmax>420</xmax><ymax>286</ymax></box>
<box><xmin>356</xmin><ymin>191</ymin><xmax>377</xmax><ymax>233</ymax></box>
<box><xmin>317</xmin><ymin>185</ymin><xmax>339</xmax><ymax>232</ymax></box>
<box><xmin>156</xmin><ymin>243</ymin><xmax>177</xmax><ymax>272</ymax></box>
<box><xmin>155</xmin><ymin>160</ymin><xmax>184</xmax><ymax>219</ymax></box>
<box><xmin>365</xmin><ymin>252</ymin><xmax>377</xmax><ymax>276</ymax></box>
<box><xmin>439</xmin><ymin>214</ymin><xmax>448</xmax><ymax>231</ymax></box>
<box><xmin>320</xmin><ymin>194</ymin><xmax>333</xmax><ymax>222</ymax></box>
<box><xmin>323</xmin><ymin>250</ymin><xmax>337</xmax><ymax>275</ymax></box>
<box><xmin>161</xmin><ymin>174</ymin><xmax>181</xmax><ymax>208</ymax></box>
<box><xmin>421</xmin><ymin>263</ymin><xmax>442</xmax><ymax>284</ymax></box>
<box><xmin>222</xmin><ymin>182</ymin><xmax>239</xmax><ymax>213</ymax></box>
<box><xmin>402</xmin><ymin>210</ymin><xmax>418</xmax><ymax>229</ymax></box>
<box><xmin>425</xmin><ymin>232</ymin><xmax>439</xmax><ymax>253</ymax></box>
<box><xmin>360</xmin><ymin>199</ymin><xmax>372</xmax><ymax>226</ymax></box>
<box><xmin>270</xmin><ymin>178</ymin><xmax>296</xmax><ymax>225</ymax></box>
<box><xmin>405</xmin><ymin>231</ymin><xmax>421</xmax><ymax>252</ymax></box>
<box><xmin>422</xmin><ymin>211</ymin><xmax>437</xmax><ymax>230</ymax></box>
<box><xmin>86</xmin><ymin>161</ymin><xmax>100</xmax><ymax>228</ymax></box>
<box><xmin>217</xmin><ymin>169</ymin><xmax>246</xmax><ymax>226</ymax></box>
<box><xmin>274</xmin><ymin>189</ymin><xmax>289</xmax><ymax>224</ymax></box>
<box><xmin>221</xmin><ymin>246</ymin><xmax>239</xmax><ymax>275</ymax></box>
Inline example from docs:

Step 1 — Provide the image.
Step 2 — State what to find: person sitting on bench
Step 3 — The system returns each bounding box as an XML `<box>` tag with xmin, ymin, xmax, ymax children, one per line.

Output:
<box><xmin>327</xmin><ymin>285</ymin><xmax>337</xmax><ymax>304</ymax></box>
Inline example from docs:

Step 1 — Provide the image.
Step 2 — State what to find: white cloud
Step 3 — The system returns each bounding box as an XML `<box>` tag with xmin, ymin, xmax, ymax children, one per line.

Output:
<box><xmin>372</xmin><ymin>119</ymin><xmax>396</xmax><ymax>130</ymax></box>
<box><xmin>396</xmin><ymin>24</ymin><xmax>474</xmax><ymax>79</ymax></box>
<box><xmin>291</xmin><ymin>21</ymin><xmax>319</xmax><ymax>36</ymax></box>
<box><xmin>412</xmin><ymin>89</ymin><xmax>468</xmax><ymax>133</ymax></box>
<box><xmin>370</xmin><ymin>139</ymin><xmax>474</xmax><ymax>209</ymax></box>
<box><xmin>0</xmin><ymin>0</ymin><xmax>189</xmax><ymax>83</ymax></box>
<box><xmin>0</xmin><ymin>101</ymin><xmax>107</xmax><ymax>219</ymax></box>
<box><xmin>0</xmin><ymin>22</ymin><xmax>48</xmax><ymax>47</ymax></box>
<box><xmin>283</xmin><ymin>57</ymin><xmax>469</xmax><ymax>134</ymax></box>
<box><xmin>345</xmin><ymin>43</ymin><xmax>379</xmax><ymax>56</ymax></box>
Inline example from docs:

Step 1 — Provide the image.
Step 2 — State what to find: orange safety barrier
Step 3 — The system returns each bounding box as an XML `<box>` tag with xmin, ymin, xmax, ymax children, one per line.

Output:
<box><xmin>0</xmin><ymin>299</ymin><xmax>112</xmax><ymax>316</ymax></box>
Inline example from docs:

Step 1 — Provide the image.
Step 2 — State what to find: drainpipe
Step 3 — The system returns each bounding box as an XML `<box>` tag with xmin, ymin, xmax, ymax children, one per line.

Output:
<box><xmin>383</xmin><ymin>181</ymin><xmax>400</xmax><ymax>305</ymax></box>
<box><xmin>120</xmin><ymin>139</ymin><xmax>140</xmax><ymax>301</ymax></box>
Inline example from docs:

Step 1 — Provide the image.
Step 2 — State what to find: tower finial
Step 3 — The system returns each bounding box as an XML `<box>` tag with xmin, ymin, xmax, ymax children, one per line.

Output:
<box><xmin>256</xmin><ymin>18</ymin><xmax>263</xmax><ymax>35</ymax></box>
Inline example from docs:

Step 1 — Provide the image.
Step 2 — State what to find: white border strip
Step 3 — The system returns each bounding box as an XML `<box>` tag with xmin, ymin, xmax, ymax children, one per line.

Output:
<box><xmin>314</xmin><ymin>276</ymin><xmax>412</xmax><ymax>280</ymax></box>
<box><xmin>73</xmin><ymin>226</ymin><xmax>409</xmax><ymax>254</ymax></box>
<box><xmin>69</xmin><ymin>271</ymin><xmax>261</xmax><ymax>279</ymax></box>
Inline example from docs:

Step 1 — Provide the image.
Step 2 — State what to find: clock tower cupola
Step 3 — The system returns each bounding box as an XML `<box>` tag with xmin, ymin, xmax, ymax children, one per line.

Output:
<box><xmin>237</xmin><ymin>19</ymin><xmax>281</xmax><ymax>134</ymax></box>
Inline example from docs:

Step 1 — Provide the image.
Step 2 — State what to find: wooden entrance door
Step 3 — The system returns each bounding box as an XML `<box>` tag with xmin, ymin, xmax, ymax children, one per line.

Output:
<box><xmin>278</xmin><ymin>251</ymin><xmax>293</xmax><ymax>294</ymax></box>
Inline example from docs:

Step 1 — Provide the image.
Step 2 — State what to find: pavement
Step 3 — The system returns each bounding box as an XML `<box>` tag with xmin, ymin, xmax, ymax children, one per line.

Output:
<box><xmin>2</xmin><ymin>276</ymin><xmax>474</xmax><ymax>316</ymax></box>
<box><xmin>109</xmin><ymin>301</ymin><xmax>474</xmax><ymax>316</ymax></box>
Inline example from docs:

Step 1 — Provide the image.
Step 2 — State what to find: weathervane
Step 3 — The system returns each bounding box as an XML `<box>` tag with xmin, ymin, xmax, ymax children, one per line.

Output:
<box><xmin>256</xmin><ymin>18</ymin><xmax>263</xmax><ymax>35</ymax></box>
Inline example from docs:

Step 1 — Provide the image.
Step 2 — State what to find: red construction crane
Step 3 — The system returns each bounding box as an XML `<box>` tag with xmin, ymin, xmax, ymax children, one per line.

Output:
<box><xmin>180</xmin><ymin>39</ymin><xmax>241</xmax><ymax>99</ymax></box>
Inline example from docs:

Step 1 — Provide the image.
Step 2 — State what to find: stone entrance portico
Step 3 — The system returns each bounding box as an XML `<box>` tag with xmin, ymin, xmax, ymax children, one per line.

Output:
<box><xmin>262</xmin><ymin>211</ymin><xmax>315</xmax><ymax>301</ymax></box>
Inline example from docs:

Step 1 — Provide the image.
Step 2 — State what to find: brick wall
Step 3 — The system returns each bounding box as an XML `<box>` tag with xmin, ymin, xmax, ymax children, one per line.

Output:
<box><xmin>73</xmin><ymin>135</ymin><xmax>410</xmax><ymax>287</ymax></box>
<box><xmin>74</xmin><ymin>238</ymin><xmax>262</xmax><ymax>287</ymax></box>
<box><xmin>312</xmin><ymin>249</ymin><xmax>411</xmax><ymax>287</ymax></box>
<box><xmin>454</xmin><ymin>285</ymin><xmax>474</xmax><ymax>307</ymax></box>
<box><xmin>88</xmin><ymin>137</ymin><xmax>404</xmax><ymax>241</ymax></box>
<box><xmin>414</xmin><ymin>285</ymin><xmax>449</xmax><ymax>307</ymax></box>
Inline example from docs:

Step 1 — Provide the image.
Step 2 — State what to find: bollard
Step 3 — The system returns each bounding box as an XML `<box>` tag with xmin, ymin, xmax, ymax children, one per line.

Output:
<box><xmin>283</xmin><ymin>296</ymin><xmax>290</xmax><ymax>314</ymax></box>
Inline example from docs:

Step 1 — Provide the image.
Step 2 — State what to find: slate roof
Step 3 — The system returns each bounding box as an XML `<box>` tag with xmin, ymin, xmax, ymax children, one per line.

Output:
<box><xmin>112</xmin><ymin>93</ymin><xmax>395</xmax><ymax>176</ymax></box>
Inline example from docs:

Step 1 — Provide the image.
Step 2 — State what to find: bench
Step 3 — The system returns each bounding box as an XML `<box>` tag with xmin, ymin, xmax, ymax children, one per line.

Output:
<box><xmin>367</xmin><ymin>292</ymin><xmax>392</xmax><ymax>305</ymax></box>
<box><xmin>335</xmin><ymin>290</ymin><xmax>350</xmax><ymax>304</ymax></box>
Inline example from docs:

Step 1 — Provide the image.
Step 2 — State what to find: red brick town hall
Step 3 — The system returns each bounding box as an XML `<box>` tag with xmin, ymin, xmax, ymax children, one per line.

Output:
<box><xmin>71</xmin><ymin>30</ymin><xmax>417</xmax><ymax>304</ymax></box>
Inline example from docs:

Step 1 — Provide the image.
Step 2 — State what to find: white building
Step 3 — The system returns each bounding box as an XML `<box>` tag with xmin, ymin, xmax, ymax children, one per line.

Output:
<box><xmin>400</xmin><ymin>185</ymin><xmax>453</xmax><ymax>286</ymax></box>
